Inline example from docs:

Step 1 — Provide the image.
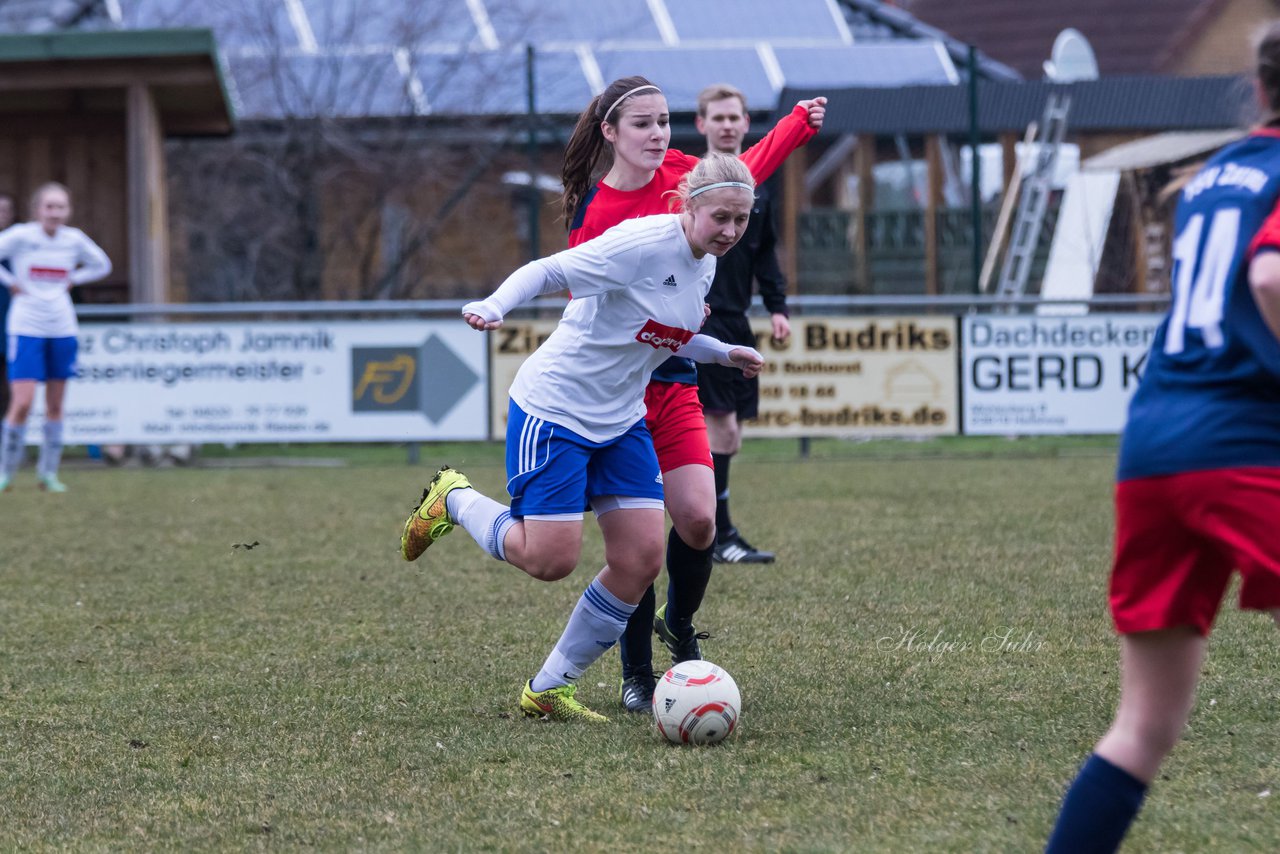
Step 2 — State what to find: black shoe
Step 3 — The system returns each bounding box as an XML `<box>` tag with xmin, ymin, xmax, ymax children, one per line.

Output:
<box><xmin>619</xmin><ymin>672</ymin><xmax>657</xmax><ymax>713</ymax></box>
<box><xmin>653</xmin><ymin>604</ymin><xmax>711</xmax><ymax>664</ymax></box>
<box><xmin>713</xmin><ymin>529</ymin><xmax>775</xmax><ymax>564</ymax></box>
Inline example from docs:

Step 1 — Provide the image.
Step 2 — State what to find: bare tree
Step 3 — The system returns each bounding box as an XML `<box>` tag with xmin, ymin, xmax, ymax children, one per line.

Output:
<box><xmin>161</xmin><ymin>0</ymin><xmax>556</xmax><ymax>302</ymax></box>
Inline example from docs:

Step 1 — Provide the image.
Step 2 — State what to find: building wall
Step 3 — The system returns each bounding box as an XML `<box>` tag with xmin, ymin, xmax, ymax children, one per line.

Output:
<box><xmin>316</xmin><ymin>149</ymin><xmax>567</xmax><ymax>301</ymax></box>
<box><xmin>1172</xmin><ymin>0</ymin><xmax>1278</xmax><ymax>76</ymax></box>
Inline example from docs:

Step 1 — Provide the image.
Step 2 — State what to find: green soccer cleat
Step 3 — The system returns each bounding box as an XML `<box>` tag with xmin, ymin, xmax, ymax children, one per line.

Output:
<box><xmin>37</xmin><ymin>474</ymin><xmax>67</xmax><ymax>493</ymax></box>
<box><xmin>520</xmin><ymin>681</ymin><xmax>608</xmax><ymax>723</ymax></box>
<box><xmin>400</xmin><ymin>466</ymin><xmax>471</xmax><ymax>561</ymax></box>
<box><xmin>654</xmin><ymin>603</ymin><xmax>711</xmax><ymax>664</ymax></box>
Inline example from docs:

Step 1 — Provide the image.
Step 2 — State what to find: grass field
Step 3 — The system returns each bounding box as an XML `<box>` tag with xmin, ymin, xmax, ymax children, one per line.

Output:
<box><xmin>1</xmin><ymin>437</ymin><xmax>1276</xmax><ymax>851</ymax></box>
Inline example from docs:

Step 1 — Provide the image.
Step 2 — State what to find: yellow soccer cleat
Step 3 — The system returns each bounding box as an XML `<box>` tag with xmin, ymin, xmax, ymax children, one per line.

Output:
<box><xmin>400</xmin><ymin>466</ymin><xmax>471</xmax><ymax>561</ymax></box>
<box><xmin>520</xmin><ymin>680</ymin><xmax>608</xmax><ymax>723</ymax></box>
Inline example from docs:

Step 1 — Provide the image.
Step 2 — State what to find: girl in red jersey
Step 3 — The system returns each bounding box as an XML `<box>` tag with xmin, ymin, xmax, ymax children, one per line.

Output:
<box><xmin>1045</xmin><ymin>25</ymin><xmax>1280</xmax><ymax>853</ymax></box>
<box><xmin>559</xmin><ymin>76</ymin><xmax>825</xmax><ymax>711</ymax></box>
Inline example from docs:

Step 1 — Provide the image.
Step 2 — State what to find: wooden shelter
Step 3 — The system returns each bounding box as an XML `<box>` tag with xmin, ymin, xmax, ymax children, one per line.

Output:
<box><xmin>773</xmin><ymin>75</ymin><xmax>1254</xmax><ymax>296</ymax></box>
<box><xmin>0</xmin><ymin>28</ymin><xmax>233</xmax><ymax>303</ymax></box>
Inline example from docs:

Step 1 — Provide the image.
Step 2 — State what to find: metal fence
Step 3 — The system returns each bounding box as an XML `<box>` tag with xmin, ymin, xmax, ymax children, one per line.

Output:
<box><xmin>75</xmin><ymin>293</ymin><xmax>1171</xmax><ymax>321</ymax></box>
<box><xmin>797</xmin><ymin>204</ymin><xmax>1061</xmax><ymax>296</ymax></box>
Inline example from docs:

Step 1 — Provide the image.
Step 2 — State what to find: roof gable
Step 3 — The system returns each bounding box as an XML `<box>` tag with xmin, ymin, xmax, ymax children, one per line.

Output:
<box><xmin>898</xmin><ymin>0</ymin><xmax>1223</xmax><ymax>77</ymax></box>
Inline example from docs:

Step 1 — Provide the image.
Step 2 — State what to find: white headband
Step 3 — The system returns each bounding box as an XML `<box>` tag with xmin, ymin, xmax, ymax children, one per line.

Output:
<box><xmin>687</xmin><ymin>181</ymin><xmax>754</xmax><ymax>199</ymax></box>
<box><xmin>601</xmin><ymin>84</ymin><xmax>663</xmax><ymax>124</ymax></box>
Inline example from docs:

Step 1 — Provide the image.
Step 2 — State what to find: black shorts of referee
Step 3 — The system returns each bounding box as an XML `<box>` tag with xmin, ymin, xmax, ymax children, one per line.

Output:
<box><xmin>696</xmin><ymin>313</ymin><xmax>763</xmax><ymax>420</ymax></box>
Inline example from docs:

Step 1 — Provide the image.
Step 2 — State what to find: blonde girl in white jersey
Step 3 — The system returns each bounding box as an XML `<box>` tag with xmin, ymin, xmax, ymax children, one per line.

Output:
<box><xmin>399</xmin><ymin>154</ymin><xmax>764</xmax><ymax>723</ymax></box>
<box><xmin>0</xmin><ymin>182</ymin><xmax>112</xmax><ymax>492</ymax></box>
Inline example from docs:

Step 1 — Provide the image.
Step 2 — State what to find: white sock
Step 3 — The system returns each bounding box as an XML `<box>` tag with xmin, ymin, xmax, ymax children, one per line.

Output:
<box><xmin>447</xmin><ymin>487</ymin><xmax>516</xmax><ymax>561</ymax></box>
<box><xmin>38</xmin><ymin>420</ymin><xmax>64</xmax><ymax>479</ymax></box>
<box><xmin>1</xmin><ymin>421</ymin><xmax>25</xmax><ymax>478</ymax></box>
<box><xmin>531</xmin><ymin>576</ymin><xmax>636</xmax><ymax>692</ymax></box>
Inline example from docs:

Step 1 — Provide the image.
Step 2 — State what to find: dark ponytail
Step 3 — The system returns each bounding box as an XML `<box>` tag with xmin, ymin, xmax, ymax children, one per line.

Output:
<box><xmin>560</xmin><ymin>75</ymin><xmax>660</xmax><ymax>228</ymax></box>
<box><xmin>1259</xmin><ymin>22</ymin><xmax>1280</xmax><ymax>117</ymax></box>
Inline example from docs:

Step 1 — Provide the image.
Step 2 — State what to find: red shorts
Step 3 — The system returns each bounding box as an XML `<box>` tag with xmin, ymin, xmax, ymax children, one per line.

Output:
<box><xmin>644</xmin><ymin>381</ymin><xmax>712</xmax><ymax>473</ymax></box>
<box><xmin>1111</xmin><ymin>467</ymin><xmax>1280</xmax><ymax>636</ymax></box>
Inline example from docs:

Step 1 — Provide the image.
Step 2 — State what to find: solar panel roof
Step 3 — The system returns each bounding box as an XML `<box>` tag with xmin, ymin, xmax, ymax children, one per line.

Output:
<box><xmin>414</xmin><ymin>47</ymin><xmax>595</xmax><ymax>115</ymax></box>
<box><xmin>229</xmin><ymin>51</ymin><xmax>414</xmax><ymax>119</ymax></box>
<box><xmin>772</xmin><ymin>44</ymin><xmax>957</xmax><ymax>88</ymax></box>
<box><xmin>664</xmin><ymin>0</ymin><xmax>850</xmax><ymax>44</ymax></box>
<box><xmin>76</xmin><ymin>0</ymin><xmax>973</xmax><ymax>119</ymax></box>
<box><xmin>594</xmin><ymin>47</ymin><xmax>776</xmax><ymax>113</ymax></box>
<box><xmin>299</xmin><ymin>0</ymin><xmax>479</xmax><ymax>48</ymax></box>
<box><xmin>484</xmin><ymin>0</ymin><xmax>664</xmax><ymax>46</ymax></box>
<box><xmin>119</xmin><ymin>0</ymin><xmax>298</xmax><ymax>50</ymax></box>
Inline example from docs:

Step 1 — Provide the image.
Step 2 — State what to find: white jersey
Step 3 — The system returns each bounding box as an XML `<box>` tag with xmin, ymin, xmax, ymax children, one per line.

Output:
<box><xmin>511</xmin><ymin>215</ymin><xmax>716</xmax><ymax>442</ymax></box>
<box><xmin>0</xmin><ymin>222</ymin><xmax>112</xmax><ymax>338</ymax></box>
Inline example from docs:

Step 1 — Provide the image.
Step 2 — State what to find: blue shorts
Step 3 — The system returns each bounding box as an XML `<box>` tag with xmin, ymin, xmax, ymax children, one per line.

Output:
<box><xmin>8</xmin><ymin>335</ymin><xmax>78</xmax><ymax>381</ymax></box>
<box><xmin>505</xmin><ymin>399</ymin><xmax>664</xmax><ymax>519</ymax></box>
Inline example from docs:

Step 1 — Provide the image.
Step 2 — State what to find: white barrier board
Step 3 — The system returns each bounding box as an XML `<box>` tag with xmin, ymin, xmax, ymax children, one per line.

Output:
<box><xmin>746</xmin><ymin>316</ymin><xmax>959</xmax><ymax>437</ymax></box>
<box><xmin>961</xmin><ymin>314</ymin><xmax>1162</xmax><ymax>434</ymax></box>
<box><xmin>42</xmin><ymin>321</ymin><xmax>489</xmax><ymax>443</ymax></box>
<box><xmin>487</xmin><ymin>316</ymin><xmax>960</xmax><ymax>440</ymax></box>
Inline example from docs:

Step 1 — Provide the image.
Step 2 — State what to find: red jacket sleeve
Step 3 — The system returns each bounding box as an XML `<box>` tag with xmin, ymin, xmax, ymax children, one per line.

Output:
<box><xmin>739</xmin><ymin>104</ymin><xmax>818</xmax><ymax>184</ymax></box>
<box><xmin>665</xmin><ymin>147</ymin><xmax>700</xmax><ymax>173</ymax></box>
<box><xmin>1248</xmin><ymin>194</ymin><xmax>1280</xmax><ymax>258</ymax></box>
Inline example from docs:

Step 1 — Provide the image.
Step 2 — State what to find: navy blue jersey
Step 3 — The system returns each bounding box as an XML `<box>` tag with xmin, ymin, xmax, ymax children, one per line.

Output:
<box><xmin>650</xmin><ymin>354</ymin><xmax>697</xmax><ymax>384</ymax></box>
<box><xmin>1118</xmin><ymin>130</ymin><xmax>1280</xmax><ymax>480</ymax></box>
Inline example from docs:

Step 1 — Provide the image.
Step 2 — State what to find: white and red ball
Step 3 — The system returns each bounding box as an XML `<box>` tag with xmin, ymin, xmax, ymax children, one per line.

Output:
<box><xmin>652</xmin><ymin>660</ymin><xmax>740</xmax><ymax>745</ymax></box>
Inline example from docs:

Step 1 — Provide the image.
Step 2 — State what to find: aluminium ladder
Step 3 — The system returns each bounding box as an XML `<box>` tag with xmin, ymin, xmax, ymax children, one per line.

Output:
<box><xmin>994</xmin><ymin>92</ymin><xmax>1072</xmax><ymax>300</ymax></box>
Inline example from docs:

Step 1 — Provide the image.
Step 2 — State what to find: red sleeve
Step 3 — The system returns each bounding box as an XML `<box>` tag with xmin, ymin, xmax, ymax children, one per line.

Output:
<box><xmin>739</xmin><ymin>104</ymin><xmax>817</xmax><ymax>184</ymax></box>
<box><xmin>664</xmin><ymin>147</ymin><xmax>699</xmax><ymax>172</ymax></box>
<box><xmin>1248</xmin><ymin>194</ymin><xmax>1280</xmax><ymax>258</ymax></box>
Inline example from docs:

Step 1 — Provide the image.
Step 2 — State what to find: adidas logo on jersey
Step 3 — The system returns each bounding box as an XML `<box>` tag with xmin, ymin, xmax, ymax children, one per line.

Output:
<box><xmin>662</xmin><ymin>275</ymin><xmax>677</xmax><ymax>287</ymax></box>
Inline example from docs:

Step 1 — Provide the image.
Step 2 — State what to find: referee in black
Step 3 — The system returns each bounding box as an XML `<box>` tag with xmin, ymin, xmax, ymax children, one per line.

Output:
<box><xmin>694</xmin><ymin>84</ymin><xmax>791</xmax><ymax>564</ymax></box>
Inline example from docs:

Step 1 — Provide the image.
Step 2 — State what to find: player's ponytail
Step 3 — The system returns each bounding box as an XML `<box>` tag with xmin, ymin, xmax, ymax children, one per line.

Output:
<box><xmin>1258</xmin><ymin>21</ymin><xmax>1280</xmax><ymax>119</ymax></box>
<box><xmin>561</xmin><ymin>75</ymin><xmax>661</xmax><ymax>228</ymax></box>
<box><xmin>1158</xmin><ymin>24</ymin><xmax>1280</xmax><ymax>205</ymax></box>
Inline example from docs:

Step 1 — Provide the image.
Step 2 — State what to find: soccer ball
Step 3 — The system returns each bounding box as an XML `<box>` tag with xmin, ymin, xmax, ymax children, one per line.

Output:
<box><xmin>652</xmin><ymin>660</ymin><xmax>740</xmax><ymax>745</ymax></box>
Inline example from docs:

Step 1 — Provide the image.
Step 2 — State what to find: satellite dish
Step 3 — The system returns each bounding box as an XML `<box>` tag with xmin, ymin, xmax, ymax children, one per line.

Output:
<box><xmin>1044</xmin><ymin>28</ymin><xmax>1099</xmax><ymax>82</ymax></box>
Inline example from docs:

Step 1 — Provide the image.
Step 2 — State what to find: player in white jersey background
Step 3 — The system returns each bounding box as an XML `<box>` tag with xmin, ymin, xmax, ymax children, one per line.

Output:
<box><xmin>0</xmin><ymin>182</ymin><xmax>112</xmax><ymax>493</ymax></box>
<box><xmin>0</xmin><ymin>192</ymin><xmax>14</xmax><ymax>421</ymax></box>
<box><xmin>398</xmin><ymin>154</ymin><xmax>765</xmax><ymax>722</ymax></box>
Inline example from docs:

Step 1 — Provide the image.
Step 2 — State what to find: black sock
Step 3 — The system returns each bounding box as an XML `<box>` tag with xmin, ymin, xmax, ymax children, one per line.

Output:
<box><xmin>664</xmin><ymin>528</ymin><xmax>714</xmax><ymax>635</ymax></box>
<box><xmin>1045</xmin><ymin>753</ymin><xmax>1148</xmax><ymax>854</ymax></box>
<box><xmin>712</xmin><ymin>452</ymin><xmax>733</xmax><ymax>541</ymax></box>
<box><xmin>618</xmin><ymin>583</ymin><xmax>656</xmax><ymax>677</ymax></box>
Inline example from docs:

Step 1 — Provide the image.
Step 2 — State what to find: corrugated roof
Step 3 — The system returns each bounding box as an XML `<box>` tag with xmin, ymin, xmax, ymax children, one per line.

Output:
<box><xmin>897</xmin><ymin>0</ymin><xmax>1223</xmax><ymax>78</ymax></box>
<box><xmin>1081</xmin><ymin>128</ymin><xmax>1244</xmax><ymax>171</ymax></box>
<box><xmin>836</xmin><ymin>0</ymin><xmax>1021</xmax><ymax>81</ymax></box>
<box><xmin>778</xmin><ymin>75</ymin><xmax>1256</xmax><ymax>135</ymax></box>
<box><xmin>0</xmin><ymin>28</ymin><xmax>236</xmax><ymax>132</ymax></box>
